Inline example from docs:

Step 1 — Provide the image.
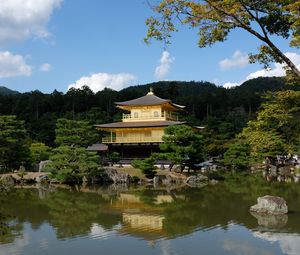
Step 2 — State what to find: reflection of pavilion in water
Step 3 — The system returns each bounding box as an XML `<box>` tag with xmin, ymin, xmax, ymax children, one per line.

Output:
<box><xmin>108</xmin><ymin>192</ymin><xmax>182</xmax><ymax>240</ymax></box>
<box><xmin>123</xmin><ymin>213</ymin><xmax>164</xmax><ymax>232</ymax></box>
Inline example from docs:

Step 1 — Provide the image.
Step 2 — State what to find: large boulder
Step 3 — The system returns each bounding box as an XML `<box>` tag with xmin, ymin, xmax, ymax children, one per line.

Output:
<box><xmin>101</xmin><ymin>168</ymin><xmax>131</xmax><ymax>184</ymax></box>
<box><xmin>35</xmin><ymin>174</ymin><xmax>50</xmax><ymax>183</ymax></box>
<box><xmin>186</xmin><ymin>174</ymin><xmax>208</xmax><ymax>187</ymax></box>
<box><xmin>153</xmin><ymin>175</ymin><xmax>172</xmax><ymax>186</ymax></box>
<box><xmin>38</xmin><ymin>160</ymin><xmax>51</xmax><ymax>172</ymax></box>
<box><xmin>0</xmin><ymin>175</ymin><xmax>15</xmax><ymax>189</ymax></box>
<box><xmin>250</xmin><ymin>195</ymin><xmax>288</xmax><ymax>215</ymax></box>
<box><xmin>172</xmin><ymin>165</ymin><xmax>183</xmax><ymax>173</ymax></box>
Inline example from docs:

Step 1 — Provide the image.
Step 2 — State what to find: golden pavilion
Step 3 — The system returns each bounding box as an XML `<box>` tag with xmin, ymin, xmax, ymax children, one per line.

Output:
<box><xmin>95</xmin><ymin>89</ymin><xmax>185</xmax><ymax>158</ymax></box>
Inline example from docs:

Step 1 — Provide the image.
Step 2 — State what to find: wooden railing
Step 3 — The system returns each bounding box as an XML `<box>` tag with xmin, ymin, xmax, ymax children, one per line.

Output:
<box><xmin>122</xmin><ymin>112</ymin><xmax>178</xmax><ymax>121</ymax></box>
<box><xmin>102</xmin><ymin>136</ymin><xmax>163</xmax><ymax>143</ymax></box>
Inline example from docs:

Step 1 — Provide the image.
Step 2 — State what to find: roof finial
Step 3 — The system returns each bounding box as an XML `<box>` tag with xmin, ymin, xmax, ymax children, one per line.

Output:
<box><xmin>147</xmin><ymin>87</ymin><xmax>154</xmax><ymax>95</ymax></box>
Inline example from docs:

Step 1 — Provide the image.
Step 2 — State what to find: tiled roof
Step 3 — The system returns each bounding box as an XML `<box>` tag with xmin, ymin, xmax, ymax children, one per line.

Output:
<box><xmin>116</xmin><ymin>93</ymin><xmax>185</xmax><ymax>109</ymax></box>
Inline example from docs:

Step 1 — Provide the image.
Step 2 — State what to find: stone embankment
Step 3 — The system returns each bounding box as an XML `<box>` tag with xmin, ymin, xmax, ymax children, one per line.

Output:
<box><xmin>0</xmin><ymin>172</ymin><xmax>49</xmax><ymax>189</ymax></box>
<box><xmin>0</xmin><ymin>167</ymin><xmax>219</xmax><ymax>188</ymax></box>
<box><xmin>84</xmin><ymin>168</ymin><xmax>131</xmax><ymax>184</ymax></box>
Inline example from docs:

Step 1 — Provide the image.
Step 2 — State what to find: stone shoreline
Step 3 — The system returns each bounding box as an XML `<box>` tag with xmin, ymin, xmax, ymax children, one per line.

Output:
<box><xmin>0</xmin><ymin>168</ymin><xmax>217</xmax><ymax>189</ymax></box>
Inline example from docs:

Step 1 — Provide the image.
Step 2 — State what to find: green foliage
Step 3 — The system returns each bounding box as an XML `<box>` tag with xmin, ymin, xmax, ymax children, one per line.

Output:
<box><xmin>0</xmin><ymin>78</ymin><xmax>288</xmax><ymax>147</ymax></box>
<box><xmin>0</xmin><ymin>115</ymin><xmax>30</xmax><ymax>171</ymax></box>
<box><xmin>202</xmin><ymin>111</ymin><xmax>248</xmax><ymax>157</ymax></box>
<box><xmin>131</xmin><ymin>176</ymin><xmax>140</xmax><ymax>183</ymax></box>
<box><xmin>158</xmin><ymin>125</ymin><xmax>203</xmax><ymax>170</ymax></box>
<box><xmin>249</xmin><ymin>90</ymin><xmax>300</xmax><ymax>153</ymax></box>
<box><xmin>132</xmin><ymin>157</ymin><xmax>157</xmax><ymax>178</ymax></box>
<box><xmin>242</xmin><ymin>126</ymin><xmax>286</xmax><ymax>161</ymax></box>
<box><xmin>55</xmin><ymin>118</ymin><xmax>99</xmax><ymax>147</ymax></box>
<box><xmin>17</xmin><ymin>167</ymin><xmax>26</xmax><ymax>180</ymax></box>
<box><xmin>108</xmin><ymin>152</ymin><xmax>120</xmax><ymax>164</ymax></box>
<box><xmin>227</xmin><ymin>90</ymin><xmax>300</xmax><ymax>166</ymax></box>
<box><xmin>145</xmin><ymin>0</ymin><xmax>300</xmax><ymax>78</ymax></box>
<box><xmin>222</xmin><ymin>139</ymin><xmax>251</xmax><ymax>171</ymax></box>
<box><xmin>0</xmin><ymin>78</ymin><xmax>297</xmax><ymax>171</ymax></box>
<box><xmin>29</xmin><ymin>142</ymin><xmax>52</xmax><ymax>165</ymax></box>
<box><xmin>44</xmin><ymin>146</ymin><xmax>99</xmax><ymax>183</ymax></box>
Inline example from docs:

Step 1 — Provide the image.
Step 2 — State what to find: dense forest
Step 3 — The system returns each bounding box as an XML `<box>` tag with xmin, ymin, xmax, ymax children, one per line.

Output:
<box><xmin>1</xmin><ymin>76</ymin><xmax>299</xmax><ymax>175</ymax></box>
<box><xmin>0</xmin><ymin>77</ymin><xmax>288</xmax><ymax>146</ymax></box>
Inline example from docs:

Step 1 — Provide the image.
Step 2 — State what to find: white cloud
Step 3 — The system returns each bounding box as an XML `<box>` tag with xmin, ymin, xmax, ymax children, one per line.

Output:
<box><xmin>68</xmin><ymin>72</ymin><xmax>137</xmax><ymax>92</ymax></box>
<box><xmin>0</xmin><ymin>0</ymin><xmax>62</xmax><ymax>44</ymax></box>
<box><xmin>222</xmin><ymin>52</ymin><xmax>300</xmax><ymax>88</ymax></box>
<box><xmin>219</xmin><ymin>50</ymin><xmax>249</xmax><ymax>70</ymax></box>
<box><xmin>254</xmin><ymin>231</ymin><xmax>300</xmax><ymax>255</ymax></box>
<box><xmin>223</xmin><ymin>82</ymin><xmax>240</xmax><ymax>89</ymax></box>
<box><xmin>0</xmin><ymin>51</ymin><xmax>32</xmax><ymax>78</ymax></box>
<box><xmin>246</xmin><ymin>52</ymin><xmax>300</xmax><ymax>80</ymax></box>
<box><xmin>155</xmin><ymin>51</ymin><xmax>174</xmax><ymax>80</ymax></box>
<box><xmin>40</xmin><ymin>63</ymin><xmax>51</xmax><ymax>72</ymax></box>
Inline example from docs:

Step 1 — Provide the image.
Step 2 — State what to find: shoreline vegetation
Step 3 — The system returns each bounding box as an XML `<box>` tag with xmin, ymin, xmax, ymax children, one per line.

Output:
<box><xmin>1</xmin><ymin>158</ymin><xmax>299</xmax><ymax>190</ymax></box>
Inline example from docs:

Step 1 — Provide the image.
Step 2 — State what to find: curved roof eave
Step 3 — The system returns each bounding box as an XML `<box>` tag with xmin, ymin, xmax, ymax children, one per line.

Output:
<box><xmin>115</xmin><ymin>92</ymin><xmax>185</xmax><ymax>110</ymax></box>
<box><xmin>95</xmin><ymin>121</ymin><xmax>186</xmax><ymax>129</ymax></box>
<box><xmin>115</xmin><ymin>94</ymin><xmax>169</xmax><ymax>106</ymax></box>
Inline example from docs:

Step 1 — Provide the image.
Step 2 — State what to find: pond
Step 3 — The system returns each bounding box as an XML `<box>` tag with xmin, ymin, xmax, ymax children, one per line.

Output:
<box><xmin>1</xmin><ymin>175</ymin><xmax>300</xmax><ymax>255</ymax></box>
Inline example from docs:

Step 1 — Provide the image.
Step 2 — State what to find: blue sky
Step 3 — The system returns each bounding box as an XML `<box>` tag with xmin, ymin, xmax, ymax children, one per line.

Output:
<box><xmin>0</xmin><ymin>0</ymin><xmax>299</xmax><ymax>93</ymax></box>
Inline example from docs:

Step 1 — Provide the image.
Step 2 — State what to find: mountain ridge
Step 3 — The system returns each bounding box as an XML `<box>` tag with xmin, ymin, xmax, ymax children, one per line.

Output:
<box><xmin>0</xmin><ymin>86</ymin><xmax>19</xmax><ymax>95</ymax></box>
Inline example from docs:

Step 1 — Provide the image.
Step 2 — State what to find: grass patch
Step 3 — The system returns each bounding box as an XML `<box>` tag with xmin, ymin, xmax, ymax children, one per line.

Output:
<box><xmin>116</xmin><ymin>166</ymin><xmax>168</xmax><ymax>179</ymax></box>
<box><xmin>117</xmin><ymin>167</ymin><xmax>145</xmax><ymax>179</ymax></box>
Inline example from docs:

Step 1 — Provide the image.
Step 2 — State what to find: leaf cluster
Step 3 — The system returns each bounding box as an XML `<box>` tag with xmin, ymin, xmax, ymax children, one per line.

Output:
<box><xmin>158</xmin><ymin>124</ymin><xmax>203</xmax><ymax>169</ymax></box>
<box><xmin>45</xmin><ymin>146</ymin><xmax>99</xmax><ymax>183</ymax></box>
<box><xmin>0</xmin><ymin>115</ymin><xmax>30</xmax><ymax>171</ymax></box>
<box><xmin>132</xmin><ymin>157</ymin><xmax>157</xmax><ymax>178</ymax></box>
<box><xmin>145</xmin><ymin>0</ymin><xmax>300</xmax><ymax>78</ymax></box>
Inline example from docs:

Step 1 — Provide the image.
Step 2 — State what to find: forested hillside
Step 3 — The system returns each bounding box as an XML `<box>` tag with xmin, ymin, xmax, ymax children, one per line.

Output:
<box><xmin>0</xmin><ymin>77</ymin><xmax>291</xmax><ymax>147</ymax></box>
<box><xmin>0</xmin><ymin>86</ymin><xmax>18</xmax><ymax>96</ymax></box>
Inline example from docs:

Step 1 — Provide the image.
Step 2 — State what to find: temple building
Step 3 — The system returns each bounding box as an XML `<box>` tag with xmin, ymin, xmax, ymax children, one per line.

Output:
<box><xmin>95</xmin><ymin>89</ymin><xmax>185</xmax><ymax>158</ymax></box>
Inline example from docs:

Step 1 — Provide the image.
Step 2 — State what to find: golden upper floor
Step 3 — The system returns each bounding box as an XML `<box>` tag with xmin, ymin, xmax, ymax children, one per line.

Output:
<box><xmin>115</xmin><ymin>89</ymin><xmax>184</xmax><ymax>122</ymax></box>
<box><xmin>122</xmin><ymin>108</ymin><xmax>179</xmax><ymax>122</ymax></box>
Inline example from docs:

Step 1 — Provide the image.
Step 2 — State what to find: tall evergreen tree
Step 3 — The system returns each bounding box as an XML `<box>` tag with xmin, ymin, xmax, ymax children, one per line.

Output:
<box><xmin>55</xmin><ymin>118</ymin><xmax>99</xmax><ymax>147</ymax></box>
<box><xmin>0</xmin><ymin>115</ymin><xmax>30</xmax><ymax>171</ymax></box>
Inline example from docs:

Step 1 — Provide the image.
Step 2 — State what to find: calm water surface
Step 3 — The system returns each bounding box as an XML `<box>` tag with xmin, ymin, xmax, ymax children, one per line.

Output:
<box><xmin>1</xmin><ymin>176</ymin><xmax>300</xmax><ymax>255</ymax></box>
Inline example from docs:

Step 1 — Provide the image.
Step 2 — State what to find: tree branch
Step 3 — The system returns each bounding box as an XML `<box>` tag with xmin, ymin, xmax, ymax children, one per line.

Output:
<box><xmin>205</xmin><ymin>0</ymin><xmax>267</xmax><ymax>43</ymax></box>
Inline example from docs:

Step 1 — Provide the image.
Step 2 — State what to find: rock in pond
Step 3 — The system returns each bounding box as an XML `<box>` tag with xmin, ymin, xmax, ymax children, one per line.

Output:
<box><xmin>250</xmin><ymin>195</ymin><xmax>288</xmax><ymax>215</ymax></box>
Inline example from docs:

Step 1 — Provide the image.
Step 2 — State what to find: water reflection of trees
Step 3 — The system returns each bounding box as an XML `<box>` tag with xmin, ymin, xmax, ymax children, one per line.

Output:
<box><xmin>0</xmin><ymin>187</ymin><xmax>122</xmax><ymax>242</ymax></box>
<box><xmin>0</xmin><ymin>190</ymin><xmax>23</xmax><ymax>244</ymax></box>
<box><xmin>163</xmin><ymin>176</ymin><xmax>300</xmax><ymax>237</ymax></box>
<box><xmin>162</xmin><ymin>185</ymin><xmax>258</xmax><ymax>237</ymax></box>
<box><xmin>1</xmin><ymin>176</ymin><xmax>300</xmax><ymax>244</ymax></box>
<box><xmin>44</xmin><ymin>190</ymin><xmax>122</xmax><ymax>239</ymax></box>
